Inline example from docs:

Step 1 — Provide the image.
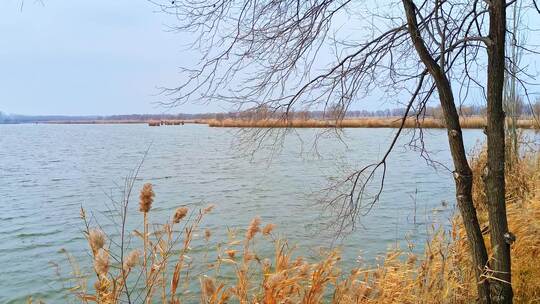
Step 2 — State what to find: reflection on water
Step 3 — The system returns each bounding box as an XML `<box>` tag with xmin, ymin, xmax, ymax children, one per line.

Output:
<box><xmin>0</xmin><ymin>124</ymin><xmax>489</xmax><ymax>302</ymax></box>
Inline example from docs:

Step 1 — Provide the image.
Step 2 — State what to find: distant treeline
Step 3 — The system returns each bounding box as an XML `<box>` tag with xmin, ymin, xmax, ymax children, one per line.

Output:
<box><xmin>1</xmin><ymin>101</ymin><xmax>539</xmax><ymax>124</ymax></box>
<box><xmin>212</xmin><ymin>102</ymin><xmax>540</xmax><ymax>120</ymax></box>
<box><xmin>0</xmin><ymin>112</ymin><xmax>221</xmax><ymax>124</ymax></box>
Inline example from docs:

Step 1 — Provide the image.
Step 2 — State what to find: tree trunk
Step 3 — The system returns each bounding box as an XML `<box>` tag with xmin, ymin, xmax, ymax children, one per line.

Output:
<box><xmin>486</xmin><ymin>0</ymin><xmax>513</xmax><ymax>303</ymax></box>
<box><xmin>402</xmin><ymin>1</ymin><xmax>491</xmax><ymax>302</ymax></box>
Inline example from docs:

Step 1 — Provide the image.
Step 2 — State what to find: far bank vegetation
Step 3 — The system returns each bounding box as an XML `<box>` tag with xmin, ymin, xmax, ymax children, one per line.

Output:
<box><xmin>204</xmin><ymin>104</ymin><xmax>539</xmax><ymax>129</ymax></box>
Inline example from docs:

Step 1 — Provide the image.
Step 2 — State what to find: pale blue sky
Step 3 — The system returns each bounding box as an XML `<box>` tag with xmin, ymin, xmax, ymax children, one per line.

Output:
<box><xmin>0</xmin><ymin>1</ymin><xmax>537</xmax><ymax>116</ymax></box>
<box><xmin>0</xmin><ymin>0</ymin><xmax>214</xmax><ymax>115</ymax></box>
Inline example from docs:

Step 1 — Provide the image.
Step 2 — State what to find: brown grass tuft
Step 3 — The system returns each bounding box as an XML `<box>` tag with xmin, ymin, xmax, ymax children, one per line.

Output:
<box><xmin>470</xmin><ymin>136</ymin><xmax>537</xmax><ymax>211</ymax></box>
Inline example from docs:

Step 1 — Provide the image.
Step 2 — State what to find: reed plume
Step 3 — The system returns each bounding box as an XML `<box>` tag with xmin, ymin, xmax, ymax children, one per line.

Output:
<box><xmin>245</xmin><ymin>216</ymin><xmax>261</xmax><ymax>241</ymax></box>
<box><xmin>139</xmin><ymin>183</ymin><xmax>154</xmax><ymax>289</ymax></box>
<box><xmin>262</xmin><ymin>223</ymin><xmax>276</xmax><ymax>236</ymax></box>
<box><xmin>139</xmin><ymin>183</ymin><xmax>154</xmax><ymax>213</ymax></box>
<box><xmin>172</xmin><ymin>207</ymin><xmax>188</xmax><ymax>223</ymax></box>
<box><xmin>123</xmin><ymin>250</ymin><xmax>140</xmax><ymax>271</ymax></box>
<box><xmin>88</xmin><ymin>228</ymin><xmax>105</xmax><ymax>255</ymax></box>
<box><xmin>203</xmin><ymin>204</ymin><xmax>215</xmax><ymax>214</ymax></box>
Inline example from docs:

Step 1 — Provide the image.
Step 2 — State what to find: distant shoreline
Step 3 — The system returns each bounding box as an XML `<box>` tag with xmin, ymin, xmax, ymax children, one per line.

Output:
<box><xmin>38</xmin><ymin>119</ymin><xmax>207</xmax><ymax>125</ymax></box>
<box><xmin>1</xmin><ymin>119</ymin><xmax>206</xmax><ymax>125</ymax></box>
<box><xmin>206</xmin><ymin>117</ymin><xmax>539</xmax><ymax>129</ymax></box>
<box><xmin>2</xmin><ymin>117</ymin><xmax>538</xmax><ymax>129</ymax></box>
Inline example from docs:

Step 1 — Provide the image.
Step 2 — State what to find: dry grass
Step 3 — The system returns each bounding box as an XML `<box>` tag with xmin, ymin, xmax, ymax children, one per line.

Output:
<box><xmin>205</xmin><ymin>117</ymin><xmax>539</xmax><ymax>129</ymax></box>
<box><xmin>470</xmin><ymin>137</ymin><xmax>539</xmax><ymax>211</ymax></box>
<box><xmin>36</xmin><ymin>147</ymin><xmax>540</xmax><ymax>303</ymax></box>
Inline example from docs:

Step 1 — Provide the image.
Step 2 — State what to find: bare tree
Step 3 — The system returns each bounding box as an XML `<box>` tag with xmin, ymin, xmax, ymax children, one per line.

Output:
<box><xmin>152</xmin><ymin>0</ymin><xmax>539</xmax><ymax>302</ymax></box>
<box><xmin>485</xmin><ymin>1</ymin><xmax>512</xmax><ymax>302</ymax></box>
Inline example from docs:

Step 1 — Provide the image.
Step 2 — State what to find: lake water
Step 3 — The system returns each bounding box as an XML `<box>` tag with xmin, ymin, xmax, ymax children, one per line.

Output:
<box><xmin>0</xmin><ymin>124</ymin><xmax>489</xmax><ymax>303</ymax></box>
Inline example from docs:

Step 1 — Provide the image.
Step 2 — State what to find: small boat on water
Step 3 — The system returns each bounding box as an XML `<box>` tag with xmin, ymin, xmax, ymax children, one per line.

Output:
<box><xmin>148</xmin><ymin>120</ymin><xmax>186</xmax><ymax>126</ymax></box>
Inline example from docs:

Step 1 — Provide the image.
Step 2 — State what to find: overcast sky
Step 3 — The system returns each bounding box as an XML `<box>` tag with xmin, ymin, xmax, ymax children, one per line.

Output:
<box><xmin>0</xmin><ymin>0</ymin><xmax>215</xmax><ymax>115</ymax></box>
<box><xmin>0</xmin><ymin>1</ymin><xmax>538</xmax><ymax>116</ymax></box>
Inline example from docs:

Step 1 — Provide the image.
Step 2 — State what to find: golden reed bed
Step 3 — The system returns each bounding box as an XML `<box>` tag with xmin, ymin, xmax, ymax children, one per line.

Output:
<box><xmin>205</xmin><ymin>117</ymin><xmax>539</xmax><ymax>129</ymax></box>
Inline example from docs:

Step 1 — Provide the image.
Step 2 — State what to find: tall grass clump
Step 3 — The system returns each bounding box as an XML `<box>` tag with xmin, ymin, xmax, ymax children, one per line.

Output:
<box><xmin>470</xmin><ymin>134</ymin><xmax>539</xmax><ymax>210</ymax></box>
<box><xmin>37</xmin><ymin>145</ymin><xmax>540</xmax><ymax>303</ymax></box>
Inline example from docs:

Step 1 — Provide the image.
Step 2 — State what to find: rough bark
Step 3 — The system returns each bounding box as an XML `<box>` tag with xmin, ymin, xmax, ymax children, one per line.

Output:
<box><xmin>486</xmin><ymin>0</ymin><xmax>513</xmax><ymax>302</ymax></box>
<box><xmin>402</xmin><ymin>1</ymin><xmax>491</xmax><ymax>302</ymax></box>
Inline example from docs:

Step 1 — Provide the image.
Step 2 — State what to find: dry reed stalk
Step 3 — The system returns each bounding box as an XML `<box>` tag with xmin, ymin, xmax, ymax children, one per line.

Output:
<box><xmin>138</xmin><ymin>183</ymin><xmax>154</xmax><ymax>298</ymax></box>
<box><xmin>170</xmin><ymin>207</ymin><xmax>207</xmax><ymax>303</ymax></box>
